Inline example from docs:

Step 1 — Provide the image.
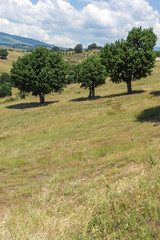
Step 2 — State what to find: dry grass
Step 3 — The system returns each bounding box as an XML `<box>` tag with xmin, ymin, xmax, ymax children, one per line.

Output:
<box><xmin>0</xmin><ymin>51</ymin><xmax>26</xmax><ymax>74</ymax></box>
<box><xmin>0</xmin><ymin>57</ymin><xmax>159</xmax><ymax>239</ymax></box>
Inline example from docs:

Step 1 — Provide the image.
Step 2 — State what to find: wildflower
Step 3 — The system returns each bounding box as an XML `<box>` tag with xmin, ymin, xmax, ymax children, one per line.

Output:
<box><xmin>137</xmin><ymin>195</ymin><xmax>140</xmax><ymax>198</ymax></box>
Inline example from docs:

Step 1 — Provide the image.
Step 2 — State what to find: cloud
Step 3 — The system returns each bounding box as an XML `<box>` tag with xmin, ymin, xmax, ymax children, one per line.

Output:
<box><xmin>0</xmin><ymin>0</ymin><xmax>160</xmax><ymax>47</ymax></box>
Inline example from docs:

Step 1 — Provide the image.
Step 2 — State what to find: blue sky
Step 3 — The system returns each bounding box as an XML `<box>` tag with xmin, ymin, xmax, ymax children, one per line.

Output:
<box><xmin>147</xmin><ymin>0</ymin><xmax>160</xmax><ymax>12</ymax></box>
<box><xmin>30</xmin><ymin>0</ymin><xmax>160</xmax><ymax>11</ymax></box>
<box><xmin>0</xmin><ymin>0</ymin><xmax>160</xmax><ymax>47</ymax></box>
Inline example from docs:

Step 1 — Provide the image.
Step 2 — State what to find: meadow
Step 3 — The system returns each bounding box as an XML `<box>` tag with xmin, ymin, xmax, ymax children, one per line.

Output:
<box><xmin>0</xmin><ymin>50</ymin><xmax>26</xmax><ymax>74</ymax></box>
<box><xmin>0</xmin><ymin>51</ymin><xmax>160</xmax><ymax>239</ymax></box>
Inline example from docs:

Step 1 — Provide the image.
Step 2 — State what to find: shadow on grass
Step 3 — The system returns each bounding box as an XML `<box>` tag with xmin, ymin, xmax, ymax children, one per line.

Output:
<box><xmin>150</xmin><ymin>91</ymin><xmax>160</xmax><ymax>96</ymax></box>
<box><xmin>6</xmin><ymin>101</ymin><xmax>58</xmax><ymax>109</ymax></box>
<box><xmin>105</xmin><ymin>90</ymin><xmax>145</xmax><ymax>98</ymax></box>
<box><xmin>70</xmin><ymin>96</ymin><xmax>101</xmax><ymax>102</ymax></box>
<box><xmin>70</xmin><ymin>90</ymin><xmax>145</xmax><ymax>102</ymax></box>
<box><xmin>137</xmin><ymin>106</ymin><xmax>160</xmax><ymax>123</ymax></box>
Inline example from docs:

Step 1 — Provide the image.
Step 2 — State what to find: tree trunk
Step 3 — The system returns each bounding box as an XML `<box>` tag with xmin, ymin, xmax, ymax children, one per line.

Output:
<box><xmin>92</xmin><ymin>87</ymin><xmax>95</xmax><ymax>99</ymax></box>
<box><xmin>88</xmin><ymin>87</ymin><xmax>92</xmax><ymax>98</ymax></box>
<box><xmin>39</xmin><ymin>93</ymin><xmax>45</xmax><ymax>104</ymax></box>
<box><xmin>126</xmin><ymin>80</ymin><xmax>132</xmax><ymax>94</ymax></box>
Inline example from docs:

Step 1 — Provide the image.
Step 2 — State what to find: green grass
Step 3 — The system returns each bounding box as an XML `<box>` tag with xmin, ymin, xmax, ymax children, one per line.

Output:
<box><xmin>0</xmin><ymin>59</ymin><xmax>160</xmax><ymax>239</ymax></box>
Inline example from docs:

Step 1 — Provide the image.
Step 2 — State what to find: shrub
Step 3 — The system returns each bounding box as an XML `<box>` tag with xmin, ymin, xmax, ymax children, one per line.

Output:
<box><xmin>0</xmin><ymin>49</ymin><xmax>8</xmax><ymax>59</ymax></box>
<box><xmin>0</xmin><ymin>83</ymin><xmax>12</xmax><ymax>97</ymax></box>
<box><xmin>3</xmin><ymin>97</ymin><xmax>15</xmax><ymax>103</ymax></box>
<box><xmin>0</xmin><ymin>72</ymin><xmax>11</xmax><ymax>84</ymax></box>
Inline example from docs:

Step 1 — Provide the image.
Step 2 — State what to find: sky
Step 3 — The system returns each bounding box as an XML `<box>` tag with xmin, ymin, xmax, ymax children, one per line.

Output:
<box><xmin>0</xmin><ymin>0</ymin><xmax>160</xmax><ymax>48</ymax></box>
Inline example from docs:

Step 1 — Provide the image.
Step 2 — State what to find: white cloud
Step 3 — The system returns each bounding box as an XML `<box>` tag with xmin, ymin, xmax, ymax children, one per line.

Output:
<box><xmin>0</xmin><ymin>0</ymin><xmax>160</xmax><ymax>47</ymax></box>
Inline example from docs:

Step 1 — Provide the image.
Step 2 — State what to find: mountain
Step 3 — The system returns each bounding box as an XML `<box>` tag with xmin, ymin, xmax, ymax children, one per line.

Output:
<box><xmin>0</xmin><ymin>32</ymin><xmax>66</xmax><ymax>50</ymax></box>
<box><xmin>154</xmin><ymin>47</ymin><xmax>160</xmax><ymax>51</ymax></box>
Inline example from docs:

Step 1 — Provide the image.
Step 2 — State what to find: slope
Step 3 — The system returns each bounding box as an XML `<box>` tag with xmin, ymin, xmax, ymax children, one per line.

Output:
<box><xmin>0</xmin><ymin>62</ymin><xmax>159</xmax><ymax>239</ymax></box>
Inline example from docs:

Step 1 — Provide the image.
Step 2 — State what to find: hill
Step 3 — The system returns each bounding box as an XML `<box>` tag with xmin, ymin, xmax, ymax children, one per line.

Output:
<box><xmin>154</xmin><ymin>46</ymin><xmax>160</xmax><ymax>51</ymax></box>
<box><xmin>0</xmin><ymin>59</ymin><xmax>160</xmax><ymax>238</ymax></box>
<box><xmin>0</xmin><ymin>50</ymin><xmax>97</xmax><ymax>75</ymax></box>
<box><xmin>0</xmin><ymin>51</ymin><xmax>26</xmax><ymax>74</ymax></box>
<box><xmin>0</xmin><ymin>32</ymin><xmax>66</xmax><ymax>50</ymax></box>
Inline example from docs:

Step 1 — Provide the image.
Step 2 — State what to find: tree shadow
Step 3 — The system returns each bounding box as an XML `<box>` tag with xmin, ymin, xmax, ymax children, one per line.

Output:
<box><xmin>137</xmin><ymin>106</ymin><xmax>160</xmax><ymax>123</ymax></box>
<box><xmin>70</xmin><ymin>96</ymin><xmax>101</xmax><ymax>102</ymax></box>
<box><xmin>150</xmin><ymin>91</ymin><xmax>160</xmax><ymax>96</ymax></box>
<box><xmin>70</xmin><ymin>90</ymin><xmax>145</xmax><ymax>102</ymax></box>
<box><xmin>105</xmin><ymin>90</ymin><xmax>145</xmax><ymax>98</ymax></box>
<box><xmin>6</xmin><ymin>101</ymin><xmax>58</xmax><ymax>110</ymax></box>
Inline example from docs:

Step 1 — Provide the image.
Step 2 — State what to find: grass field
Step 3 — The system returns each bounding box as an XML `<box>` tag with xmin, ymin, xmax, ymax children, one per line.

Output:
<box><xmin>0</xmin><ymin>54</ymin><xmax>160</xmax><ymax>239</ymax></box>
<box><xmin>0</xmin><ymin>51</ymin><xmax>26</xmax><ymax>74</ymax></box>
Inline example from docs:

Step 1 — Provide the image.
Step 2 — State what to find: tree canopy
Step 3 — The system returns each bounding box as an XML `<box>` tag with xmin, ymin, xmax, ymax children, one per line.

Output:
<box><xmin>11</xmin><ymin>46</ymin><xmax>68</xmax><ymax>103</ymax></box>
<box><xmin>51</xmin><ymin>46</ymin><xmax>60</xmax><ymax>52</ymax></box>
<box><xmin>100</xmin><ymin>27</ymin><xmax>157</xmax><ymax>93</ymax></box>
<box><xmin>74</xmin><ymin>55</ymin><xmax>107</xmax><ymax>98</ymax></box>
<box><xmin>88</xmin><ymin>43</ymin><xmax>97</xmax><ymax>50</ymax></box>
<box><xmin>0</xmin><ymin>72</ymin><xmax>11</xmax><ymax>84</ymax></box>
<box><xmin>0</xmin><ymin>83</ymin><xmax>12</xmax><ymax>97</ymax></box>
<box><xmin>0</xmin><ymin>49</ymin><xmax>8</xmax><ymax>59</ymax></box>
<box><xmin>74</xmin><ymin>44</ymin><xmax>83</xmax><ymax>53</ymax></box>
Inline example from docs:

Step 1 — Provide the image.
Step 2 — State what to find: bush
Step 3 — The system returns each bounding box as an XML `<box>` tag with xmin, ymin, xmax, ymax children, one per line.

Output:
<box><xmin>0</xmin><ymin>83</ymin><xmax>12</xmax><ymax>97</ymax></box>
<box><xmin>3</xmin><ymin>97</ymin><xmax>15</xmax><ymax>103</ymax></box>
<box><xmin>0</xmin><ymin>72</ymin><xmax>11</xmax><ymax>84</ymax></box>
<box><xmin>0</xmin><ymin>49</ymin><xmax>8</xmax><ymax>59</ymax></box>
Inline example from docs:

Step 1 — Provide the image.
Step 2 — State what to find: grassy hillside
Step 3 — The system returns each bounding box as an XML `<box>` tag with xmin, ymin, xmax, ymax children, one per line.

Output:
<box><xmin>0</xmin><ymin>50</ymin><xmax>98</xmax><ymax>74</ymax></box>
<box><xmin>0</xmin><ymin>59</ymin><xmax>160</xmax><ymax>239</ymax></box>
<box><xmin>0</xmin><ymin>50</ymin><xmax>26</xmax><ymax>74</ymax></box>
<box><xmin>0</xmin><ymin>32</ymin><xmax>48</xmax><ymax>46</ymax></box>
<box><xmin>0</xmin><ymin>32</ymin><xmax>57</xmax><ymax>50</ymax></box>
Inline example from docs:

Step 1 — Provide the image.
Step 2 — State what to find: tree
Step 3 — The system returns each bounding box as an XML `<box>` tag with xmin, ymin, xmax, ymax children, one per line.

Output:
<box><xmin>155</xmin><ymin>51</ymin><xmax>160</xmax><ymax>57</ymax></box>
<box><xmin>11</xmin><ymin>46</ymin><xmax>68</xmax><ymax>103</ymax></box>
<box><xmin>74</xmin><ymin>55</ymin><xmax>107</xmax><ymax>98</ymax></box>
<box><xmin>66</xmin><ymin>64</ymin><xmax>77</xmax><ymax>84</ymax></box>
<box><xmin>67</xmin><ymin>48</ymin><xmax>74</xmax><ymax>52</ymax></box>
<box><xmin>0</xmin><ymin>83</ymin><xmax>12</xmax><ymax>97</ymax></box>
<box><xmin>74</xmin><ymin>44</ymin><xmax>83</xmax><ymax>53</ymax></box>
<box><xmin>51</xmin><ymin>46</ymin><xmax>60</xmax><ymax>52</ymax></box>
<box><xmin>88</xmin><ymin>43</ymin><xmax>97</xmax><ymax>50</ymax></box>
<box><xmin>0</xmin><ymin>72</ymin><xmax>11</xmax><ymax>84</ymax></box>
<box><xmin>100</xmin><ymin>27</ymin><xmax>157</xmax><ymax>94</ymax></box>
<box><xmin>0</xmin><ymin>49</ymin><xmax>8</xmax><ymax>59</ymax></box>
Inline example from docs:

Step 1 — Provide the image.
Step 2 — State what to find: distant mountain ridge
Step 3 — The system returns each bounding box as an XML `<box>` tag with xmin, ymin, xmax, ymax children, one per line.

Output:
<box><xmin>154</xmin><ymin>47</ymin><xmax>160</xmax><ymax>51</ymax></box>
<box><xmin>0</xmin><ymin>32</ymin><xmax>66</xmax><ymax>50</ymax></box>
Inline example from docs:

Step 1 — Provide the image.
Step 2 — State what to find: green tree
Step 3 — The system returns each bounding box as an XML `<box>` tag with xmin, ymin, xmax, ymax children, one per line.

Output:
<box><xmin>67</xmin><ymin>48</ymin><xmax>74</xmax><ymax>52</ymax></box>
<box><xmin>0</xmin><ymin>49</ymin><xmax>8</xmax><ymax>59</ymax></box>
<box><xmin>11</xmin><ymin>46</ymin><xmax>68</xmax><ymax>103</ymax></box>
<box><xmin>155</xmin><ymin>51</ymin><xmax>160</xmax><ymax>57</ymax></box>
<box><xmin>74</xmin><ymin>55</ymin><xmax>107</xmax><ymax>98</ymax></box>
<box><xmin>88</xmin><ymin>43</ymin><xmax>97</xmax><ymax>50</ymax></box>
<box><xmin>66</xmin><ymin>64</ymin><xmax>77</xmax><ymax>84</ymax></box>
<box><xmin>101</xmin><ymin>27</ymin><xmax>157</xmax><ymax>93</ymax></box>
<box><xmin>0</xmin><ymin>83</ymin><xmax>12</xmax><ymax>97</ymax></box>
<box><xmin>0</xmin><ymin>72</ymin><xmax>11</xmax><ymax>84</ymax></box>
<box><xmin>74</xmin><ymin>44</ymin><xmax>83</xmax><ymax>53</ymax></box>
<box><xmin>51</xmin><ymin>46</ymin><xmax>60</xmax><ymax>52</ymax></box>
